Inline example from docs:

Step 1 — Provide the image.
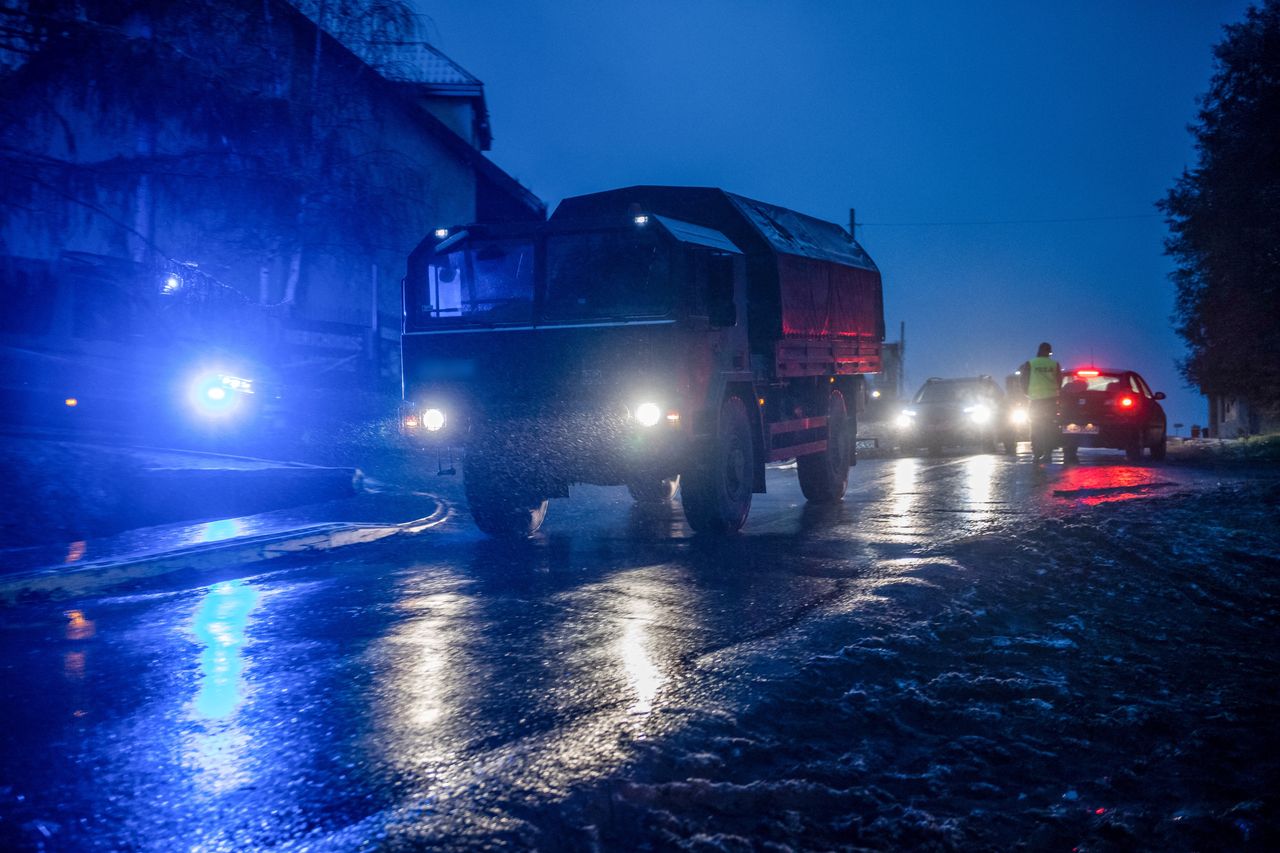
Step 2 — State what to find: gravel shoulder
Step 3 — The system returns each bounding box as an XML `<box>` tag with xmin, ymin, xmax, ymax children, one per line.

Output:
<box><xmin>576</xmin><ymin>479</ymin><xmax>1280</xmax><ymax>851</ymax></box>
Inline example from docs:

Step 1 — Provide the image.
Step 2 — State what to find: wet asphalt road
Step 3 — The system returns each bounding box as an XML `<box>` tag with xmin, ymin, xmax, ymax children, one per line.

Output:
<box><xmin>0</xmin><ymin>450</ymin><xmax>1230</xmax><ymax>851</ymax></box>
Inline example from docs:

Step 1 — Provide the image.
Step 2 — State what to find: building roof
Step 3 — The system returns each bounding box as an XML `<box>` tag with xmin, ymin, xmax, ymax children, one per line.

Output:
<box><xmin>374</xmin><ymin>41</ymin><xmax>484</xmax><ymax>94</ymax></box>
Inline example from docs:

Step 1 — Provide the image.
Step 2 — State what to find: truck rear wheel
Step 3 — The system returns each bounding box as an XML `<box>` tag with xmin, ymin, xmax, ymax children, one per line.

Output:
<box><xmin>627</xmin><ymin>476</ymin><xmax>679</xmax><ymax>503</ymax></box>
<box><xmin>797</xmin><ymin>389</ymin><xmax>851</xmax><ymax>503</ymax></box>
<box><xmin>681</xmin><ymin>396</ymin><xmax>753</xmax><ymax>533</ymax></box>
<box><xmin>464</xmin><ymin>454</ymin><xmax>549</xmax><ymax>538</ymax></box>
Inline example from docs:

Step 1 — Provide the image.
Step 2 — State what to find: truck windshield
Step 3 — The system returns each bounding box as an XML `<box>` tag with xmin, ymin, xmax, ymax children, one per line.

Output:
<box><xmin>417</xmin><ymin>238</ymin><xmax>534</xmax><ymax>325</ymax></box>
<box><xmin>543</xmin><ymin>230</ymin><xmax>672</xmax><ymax>321</ymax></box>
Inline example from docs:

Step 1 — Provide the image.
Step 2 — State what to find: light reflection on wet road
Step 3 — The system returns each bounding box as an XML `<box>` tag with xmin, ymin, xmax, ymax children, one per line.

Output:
<box><xmin>0</xmin><ymin>450</ymin><xmax>1232</xmax><ymax>850</ymax></box>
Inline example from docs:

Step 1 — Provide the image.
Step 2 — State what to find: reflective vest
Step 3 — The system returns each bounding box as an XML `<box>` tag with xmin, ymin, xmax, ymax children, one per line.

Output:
<box><xmin>1027</xmin><ymin>357</ymin><xmax>1060</xmax><ymax>400</ymax></box>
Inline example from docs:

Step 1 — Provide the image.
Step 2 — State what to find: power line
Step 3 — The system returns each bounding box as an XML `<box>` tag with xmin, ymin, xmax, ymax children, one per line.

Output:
<box><xmin>862</xmin><ymin>213</ymin><xmax>1162</xmax><ymax>228</ymax></box>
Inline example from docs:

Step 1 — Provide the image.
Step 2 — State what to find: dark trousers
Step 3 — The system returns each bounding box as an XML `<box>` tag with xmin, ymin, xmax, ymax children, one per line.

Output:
<box><xmin>1029</xmin><ymin>397</ymin><xmax>1058</xmax><ymax>459</ymax></box>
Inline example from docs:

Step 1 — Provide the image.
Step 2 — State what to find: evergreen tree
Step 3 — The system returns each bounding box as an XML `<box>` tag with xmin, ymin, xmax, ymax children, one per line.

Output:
<box><xmin>1160</xmin><ymin>0</ymin><xmax>1280</xmax><ymax>411</ymax></box>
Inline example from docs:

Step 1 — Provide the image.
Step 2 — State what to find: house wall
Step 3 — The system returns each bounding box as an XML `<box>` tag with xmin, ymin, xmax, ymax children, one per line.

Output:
<box><xmin>416</xmin><ymin>96</ymin><xmax>479</xmax><ymax>148</ymax></box>
<box><xmin>1209</xmin><ymin>394</ymin><xmax>1280</xmax><ymax>437</ymax></box>
<box><xmin>0</xmin><ymin>0</ymin><xmax>529</xmax><ymax>385</ymax></box>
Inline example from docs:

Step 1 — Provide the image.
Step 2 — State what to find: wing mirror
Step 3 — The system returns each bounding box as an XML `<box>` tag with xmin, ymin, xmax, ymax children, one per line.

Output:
<box><xmin>1153</xmin><ymin>391</ymin><xmax>1166</xmax><ymax>400</ymax></box>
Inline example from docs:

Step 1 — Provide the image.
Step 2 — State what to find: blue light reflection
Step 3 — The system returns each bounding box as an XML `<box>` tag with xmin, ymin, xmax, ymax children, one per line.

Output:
<box><xmin>199</xmin><ymin>518</ymin><xmax>245</xmax><ymax>544</ymax></box>
<box><xmin>192</xmin><ymin>580</ymin><xmax>259</xmax><ymax>720</ymax></box>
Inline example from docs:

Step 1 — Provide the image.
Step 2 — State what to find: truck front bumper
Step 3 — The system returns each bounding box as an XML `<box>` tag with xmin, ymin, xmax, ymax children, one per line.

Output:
<box><xmin>403</xmin><ymin>402</ymin><xmax>690</xmax><ymax>485</ymax></box>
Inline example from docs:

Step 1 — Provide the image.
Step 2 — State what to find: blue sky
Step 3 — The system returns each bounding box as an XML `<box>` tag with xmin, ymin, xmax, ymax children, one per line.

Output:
<box><xmin>421</xmin><ymin>0</ymin><xmax>1252</xmax><ymax>428</ymax></box>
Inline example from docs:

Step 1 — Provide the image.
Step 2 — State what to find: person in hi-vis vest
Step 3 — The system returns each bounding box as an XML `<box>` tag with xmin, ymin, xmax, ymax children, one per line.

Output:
<box><xmin>1018</xmin><ymin>342</ymin><xmax>1062</xmax><ymax>462</ymax></box>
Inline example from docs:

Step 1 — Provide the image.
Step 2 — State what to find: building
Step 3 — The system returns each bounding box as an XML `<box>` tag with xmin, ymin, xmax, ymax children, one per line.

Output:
<box><xmin>0</xmin><ymin>0</ymin><xmax>542</xmax><ymax>397</ymax></box>
<box><xmin>1207</xmin><ymin>394</ymin><xmax>1280</xmax><ymax>438</ymax></box>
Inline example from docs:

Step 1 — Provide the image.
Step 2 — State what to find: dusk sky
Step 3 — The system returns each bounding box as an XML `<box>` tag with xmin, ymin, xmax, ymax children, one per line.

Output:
<box><xmin>420</xmin><ymin>0</ymin><xmax>1252</xmax><ymax>428</ymax></box>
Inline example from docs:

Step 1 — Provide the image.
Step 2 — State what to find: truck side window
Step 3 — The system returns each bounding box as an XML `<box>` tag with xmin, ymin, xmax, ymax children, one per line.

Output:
<box><xmin>427</xmin><ymin>253</ymin><xmax>464</xmax><ymax>316</ymax></box>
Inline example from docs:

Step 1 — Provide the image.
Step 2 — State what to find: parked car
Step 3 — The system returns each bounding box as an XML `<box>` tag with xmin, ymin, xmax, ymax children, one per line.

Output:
<box><xmin>1059</xmin><ymin>367</ymin><xmax>1168</xmax><ymax>462</ymax></box>
<box><xmin>894</xmin><ymin>376</ymin><xmax>1016</xmax><ymax>455</ymax></box>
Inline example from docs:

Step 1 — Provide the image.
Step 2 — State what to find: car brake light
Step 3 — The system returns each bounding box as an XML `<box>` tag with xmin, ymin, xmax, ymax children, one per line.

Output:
<box><xmin>1119</xmin><ymin>396</ymin><xmax>1135</xmax><ymax>408</ymax></box>
<box><xmin>1076</xmin><ymin>369</ymin><xmax>1100</xmax><ymax>377</ymax></box>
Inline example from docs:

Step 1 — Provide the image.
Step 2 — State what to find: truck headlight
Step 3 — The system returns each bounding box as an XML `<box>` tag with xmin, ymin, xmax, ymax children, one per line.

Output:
<box><xmin>966</xmin><ymin>404</ymin><xmax>992</xmax><ymax>424</ymax></box>
<box><xmin>422</xmin><ymin>408</ymin><xmax>446</xmax><ymax>432</ymax></box>
<box><xmin>895</xmin><ymin>410</ymin><xmax>916</xmax><ymax>429</ymax></box>
<box><xmin>634</xmin><ymin>402</ymin><xmax>662</xmax><ymax>427</ymax></box>
<box><xmin>1010</xmin><ymin>407</ymin><xmax>1029</xmax><ymax>426</ymax></box>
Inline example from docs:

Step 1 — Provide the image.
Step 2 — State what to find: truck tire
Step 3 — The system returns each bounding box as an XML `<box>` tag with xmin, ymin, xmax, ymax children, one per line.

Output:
<box><xmin>627</xmin><ymin>476</ymin><xmax>679</xmax><ymax>503</ymax></box>
<box><xmin>681</xmin><ymin>396</ymin><xmax>753</xmax><ymax>533</ymax></box>
<box><xmin>797</xmin><ymin>389</ymin><xmax>850</xmax><ymax>503</ymax></box>
<box><xmin>464</xmin><ymin>453</ymin><xmax>549</xmax><ymax>538</ymax></box>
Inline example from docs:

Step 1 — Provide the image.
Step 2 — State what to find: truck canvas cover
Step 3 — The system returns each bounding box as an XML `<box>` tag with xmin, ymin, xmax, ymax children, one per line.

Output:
<box><xmin>551</xmin><ymin>186</ymin><xmax>884</xmax><ymax>349</ymax></box>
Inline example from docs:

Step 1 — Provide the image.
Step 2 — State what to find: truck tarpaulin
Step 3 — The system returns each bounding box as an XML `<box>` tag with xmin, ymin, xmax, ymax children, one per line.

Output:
<box><xmin>551</xmin><ymin>186</ymin><xmax>884</xmax><ymax>352</ymax></box>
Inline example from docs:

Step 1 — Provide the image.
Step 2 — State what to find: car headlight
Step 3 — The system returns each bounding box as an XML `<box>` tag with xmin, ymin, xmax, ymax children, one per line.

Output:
<box><xmin>895</xmin><ymin>410</ymin><xmax>916</xmax><ymax>429</ymax></box>
<box><xmin>422</xmin><ymin>408</ymin><xmax>446</xmax><ymax>432</ymax></box>
<box><xmin>966</xmin><ymin>404</ymin><xmax>992</xmax><ymax>424</ymax></box>
<box><xmin>1010</xmin><ymin>407</ymin><xmax>1029</xmax><ymax>426</ymax></box>
<box><xmin>634</xmin><ymin>402</ymin><xmax>662</xmax><ymax>427</ymax></box>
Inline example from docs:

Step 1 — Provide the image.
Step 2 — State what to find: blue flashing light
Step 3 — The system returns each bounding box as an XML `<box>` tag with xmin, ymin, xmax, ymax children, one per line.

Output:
<box><xmin>189</xmin><ymin>371</ymin><xmax>254</xmax><ymax>418</ymax></box>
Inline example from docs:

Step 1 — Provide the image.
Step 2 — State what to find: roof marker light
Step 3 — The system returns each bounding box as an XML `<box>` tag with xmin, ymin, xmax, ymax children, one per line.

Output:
<box><xmin>434</xmin><ymin>228</ymin><xmax>449</xmax><ymax>239</ymax></box>
<box><xmin>633</xmin><ymin>215</ymin><xmax>649</xmax><ymax>226</ymax></box>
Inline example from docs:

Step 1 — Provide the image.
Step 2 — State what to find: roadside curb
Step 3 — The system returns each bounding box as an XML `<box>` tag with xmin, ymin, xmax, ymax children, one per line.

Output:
<box><xmin>0</xmin><ymin>497</ymin><xmax>451</xmax><ymax>605</ymax></box>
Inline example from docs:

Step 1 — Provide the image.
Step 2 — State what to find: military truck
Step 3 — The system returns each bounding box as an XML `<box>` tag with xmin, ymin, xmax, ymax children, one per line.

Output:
<box><xmin>401</xmin><ymin>186</ymin><xmax>884</xmax><ymax>536</ymax></box>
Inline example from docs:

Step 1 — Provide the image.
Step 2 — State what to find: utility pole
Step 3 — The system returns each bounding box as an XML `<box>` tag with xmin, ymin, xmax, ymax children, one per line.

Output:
<box><xmin>848</xmin><ymin>207</ymin><xmax>858</xmax><ymax>241</ymax></box>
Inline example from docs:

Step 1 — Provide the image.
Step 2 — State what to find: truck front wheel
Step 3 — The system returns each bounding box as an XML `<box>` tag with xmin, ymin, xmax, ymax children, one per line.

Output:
<box><xmin>681</xmin><ymin>396</ymin><xmax>753</xmax><ymax>533</ymax></box>
<box><xmin>797</xmin><ymin>389</ymin><xmax>851</xmax><ymax>503</ymax></box>
<box><xmin>464</xmin><ymin>454</ymin><xmax>549</xmax><ymax>538</ymax></box>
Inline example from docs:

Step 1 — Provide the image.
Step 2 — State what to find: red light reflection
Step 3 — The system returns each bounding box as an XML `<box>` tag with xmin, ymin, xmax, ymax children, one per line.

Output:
<box><xmin>1053</xmin><ymin>466</ymin><xmax>1174</xmax><ymax>506</ymax></box>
